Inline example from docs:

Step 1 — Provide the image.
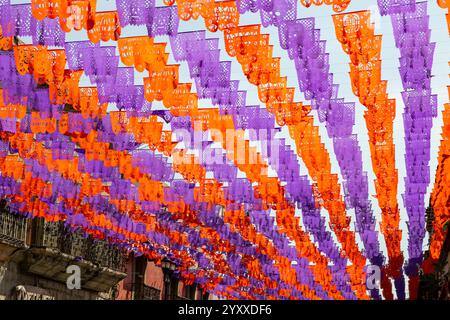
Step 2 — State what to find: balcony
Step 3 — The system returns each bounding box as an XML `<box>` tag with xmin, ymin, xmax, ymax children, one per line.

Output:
<box><xmin>22</xmin><ymin>218</ymin><xmax>127</xmax><ymax>292</ymax></box>
<box><xmin>0</xmin><ymin>205</ymin><xmax>28</xmax><ymax>262</ymax></box>
<box><xmin>32</xmin><ymin>219</ymin><xmax>127</xmax><ymax>272</ymax></box>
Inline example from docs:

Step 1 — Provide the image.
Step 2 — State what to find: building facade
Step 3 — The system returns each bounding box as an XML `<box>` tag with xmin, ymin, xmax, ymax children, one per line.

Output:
<box><xmin>418</xmin><ymin>205</ymin><xmax>450</xmax><ymax>300</ymax></box>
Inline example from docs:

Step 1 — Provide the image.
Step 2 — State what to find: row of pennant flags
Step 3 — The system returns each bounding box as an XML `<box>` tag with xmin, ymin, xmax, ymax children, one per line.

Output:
<box><xmin>0</xmin><ymin>0</ymin><xmax>447</xmax><ymax>300</ymax></box>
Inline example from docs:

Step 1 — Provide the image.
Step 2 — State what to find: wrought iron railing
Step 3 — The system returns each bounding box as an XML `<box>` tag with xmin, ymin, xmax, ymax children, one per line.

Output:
<box><xmin>124</xmin><ymin>283</ymin><xmax>162</xmax><ymax>300</ymax></box>
<box><xmin>0</xmin><ymin>206</ymin><xmax>28</xmax><ymax>247</ymax></box>
<box><xmin>32</xmin><ymin>218</ymin><xmax>127</xmax><ymax>273</ymax></box>
<box><xmin>143</xmin><ymin>285</ymin><xmax>161</xmax><ymax>300</ymax></box>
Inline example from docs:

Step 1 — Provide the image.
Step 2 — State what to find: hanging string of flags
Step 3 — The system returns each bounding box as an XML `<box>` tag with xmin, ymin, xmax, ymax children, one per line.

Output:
<box><xmin>0</xmin><ymin>0</ymin><xmax>447</xmax><ymax>300</ymax></box>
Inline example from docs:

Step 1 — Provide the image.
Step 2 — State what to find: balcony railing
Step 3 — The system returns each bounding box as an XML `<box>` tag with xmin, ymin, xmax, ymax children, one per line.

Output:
<box><xmin>0</xmin><ymin>207</ymin><xmax>28</xmax><ymax>248</ymax></box>
<box><xmin>142</xmin><ymin>285</ymin><xmax>161</xmax><ymax>300</ymax></box>
<box><xmin>32</xmin><ymin>218</ymin><xmax>127</xmax><ymax>273</ymax></box>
